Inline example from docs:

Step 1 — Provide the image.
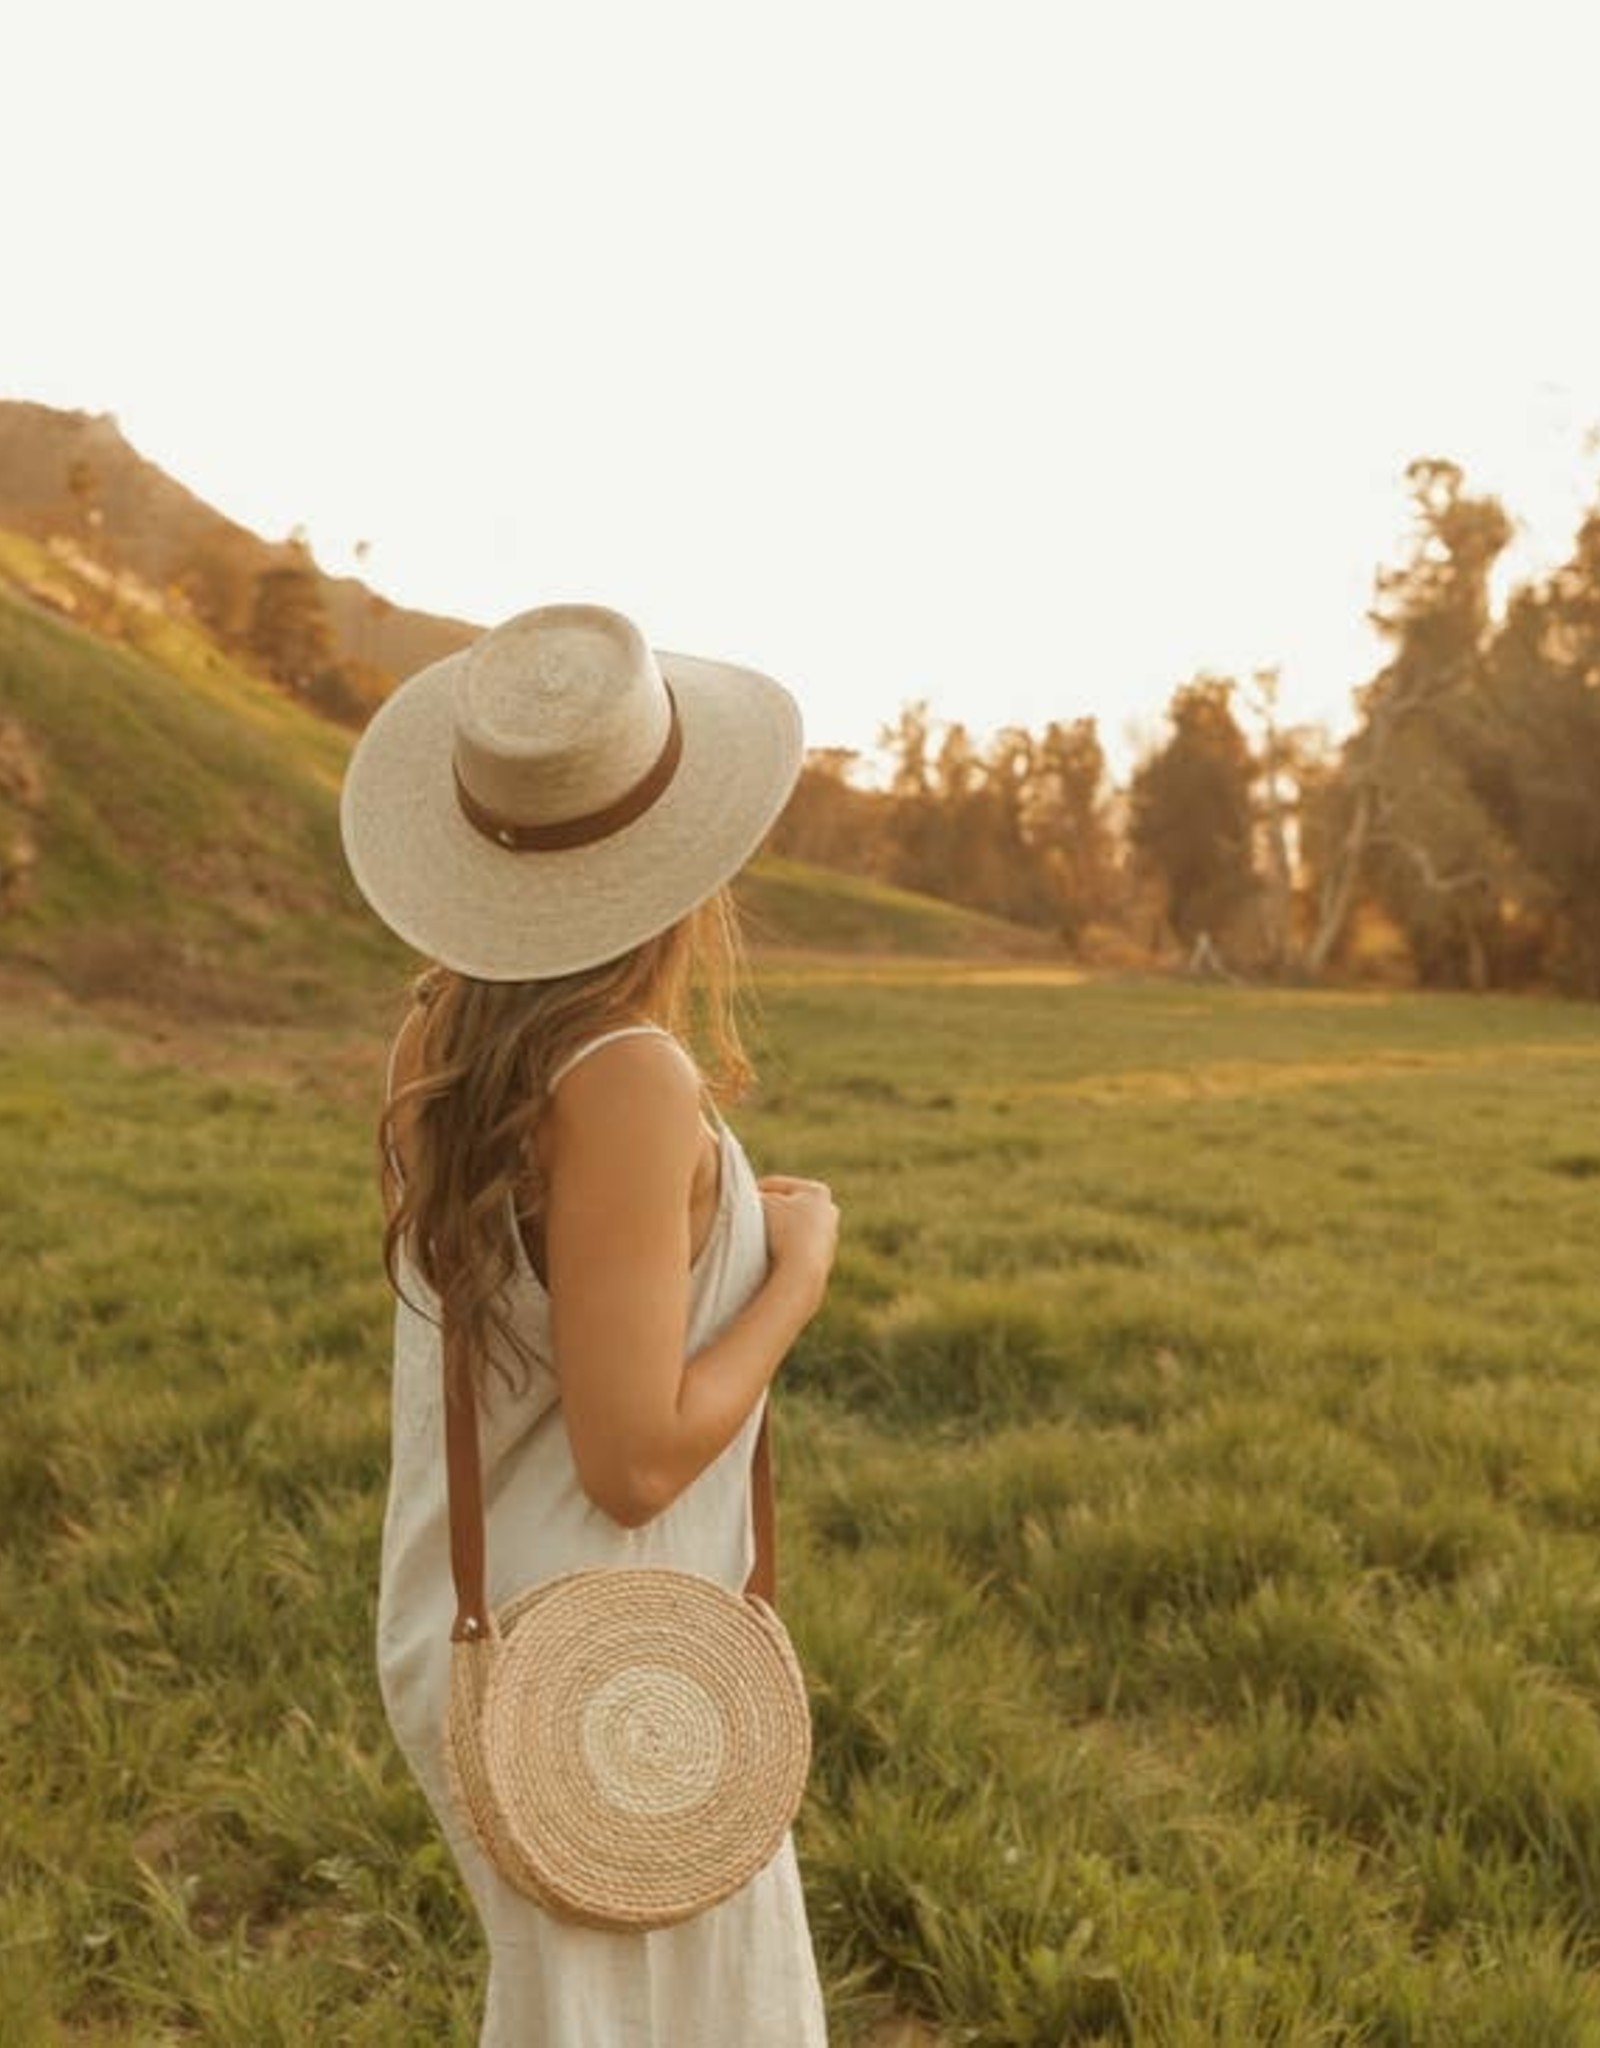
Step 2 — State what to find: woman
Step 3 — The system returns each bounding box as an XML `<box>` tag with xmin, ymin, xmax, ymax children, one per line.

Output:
<box><xmin>339</xmin><ymin>603</ymin><xmax>839</xmax><ymax>2044</ymax></box>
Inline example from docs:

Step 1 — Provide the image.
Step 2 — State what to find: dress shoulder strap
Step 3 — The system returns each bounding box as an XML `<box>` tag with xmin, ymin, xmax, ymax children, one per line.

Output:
<box><xmin>547</xmin><ymin>1023</ymin><xmax>683</xmax><ymax>1094</ymax></box>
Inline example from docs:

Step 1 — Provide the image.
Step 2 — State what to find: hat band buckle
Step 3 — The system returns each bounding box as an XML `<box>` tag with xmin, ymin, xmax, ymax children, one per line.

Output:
<box><xmin>452</xmin><ymin>691</ymin><xmax>684</xmax><ymax>853</ymax></box>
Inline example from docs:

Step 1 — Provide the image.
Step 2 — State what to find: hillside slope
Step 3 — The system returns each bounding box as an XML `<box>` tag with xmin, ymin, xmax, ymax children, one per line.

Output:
<box><xmin>738</xmin><ymin>854</ymin><xmax>1056</xmax><ymax>960</ymax></box>
<box><xmin>0</xmin><ymin>582</ymin><xmax>1051</xmax><ymax>1019</ymax></box>
<box><xmin>0</xmin><ymin>578</ymin><xmax>406</xmax><ymax>1019</ymax></box>
<box><xmin>0</xmin><ymin>400</ymin><xmax>476</xmax><ymax>680</ymax></box>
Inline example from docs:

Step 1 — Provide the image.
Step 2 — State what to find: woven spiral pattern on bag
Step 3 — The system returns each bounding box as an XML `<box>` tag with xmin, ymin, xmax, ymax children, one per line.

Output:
<box><xmin>451</xmin><ymin>1566</ymin><xmax>811</xmax><ymax>1931</ymax></box>
<box><xmin>446</xmin><ymin>1628</ymin><xmax>560</xmax><ymax>1909</ymax></box>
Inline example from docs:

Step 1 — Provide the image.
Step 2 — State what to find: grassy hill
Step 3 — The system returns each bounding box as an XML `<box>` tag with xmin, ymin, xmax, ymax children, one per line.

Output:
<box><xmin>0</xmin><ymin>562</ymin><xmax>1051</xmax><ymax>1019</ymax></box>
<box><xmin>738</xmin><ymin>853</ymin><xmax>1057</xmax><ymax>961</ymax></box>
<box><xmin>0</xmin><ymin>549</ymin><xmax>405</xmax><ymax>1019</ymax></box>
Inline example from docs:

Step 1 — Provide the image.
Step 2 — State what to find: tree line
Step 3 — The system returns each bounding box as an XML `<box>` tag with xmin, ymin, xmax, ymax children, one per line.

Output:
<box><xmin>175</xmin><ymin>527</ymin><xmax>396</xmax><ymax>727</ymax></box>
<box><xmin>770</xmin><ymin>458</ymin><xmax>1600</xmax><ymax>996</ymax></box>
<box><xmin>47</xmin><ymin>447</ymin><xmax>1600</xmax><ymax>993</ymax></box>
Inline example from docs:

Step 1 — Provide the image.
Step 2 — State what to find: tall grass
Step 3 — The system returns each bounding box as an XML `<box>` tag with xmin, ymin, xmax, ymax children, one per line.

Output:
<box><xmin>3</xmin><ymin>975</ymin><xmax>1599</xmax><ymax>2041</ymax></box>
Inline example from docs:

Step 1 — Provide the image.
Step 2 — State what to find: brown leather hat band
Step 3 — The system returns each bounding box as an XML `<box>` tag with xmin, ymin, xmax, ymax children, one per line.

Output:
<box><xmin>453</xmin><ymin>691</ymin><xmax>683</xmax><ymax>853</ymax></box>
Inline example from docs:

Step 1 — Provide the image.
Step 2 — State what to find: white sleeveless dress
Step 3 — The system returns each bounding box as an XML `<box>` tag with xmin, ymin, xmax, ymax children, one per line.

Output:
<box><xmin>374</xmin><ymin>1025</ymin><xmax>829</xmax><ymax>2046</ymax></box>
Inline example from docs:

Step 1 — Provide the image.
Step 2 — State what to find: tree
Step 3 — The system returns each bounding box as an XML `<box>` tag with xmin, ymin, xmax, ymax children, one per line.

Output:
<box><xmin>176</xmin><ymin>534</ymin><xmax>256</xmax><ymax>644</ymax></box>
<box><xmin>879</xmin><ymin>701</ymin><xmax>950</xmax><ymax>900</ymax></box>
<box><xmin>1129</xmin><ymin>675</ymin><xmax>1258</xmax><ymax>952</ymax></box>
<box><xmin>974</xmin><ymin>727</ymin><xmax>1043</xmax><ymax>925</ymax></box>
<box><xmin>1243</xmin><ymin>669</ymin><xmax>1296</xmax><ymax>969</ymax></box>
<box><xmin>1472</xmin><ymin>510</ymin><xmax>1600</xmax><ymax>993</ymax></box>
<box><xmin>870</xmin><ymin>702</ymin><xmax>1124</xmax><ymax>944</ymax></box>
<box><xmin>306</xmin><ymin>655</ymin><xmax>393</xmax><ymax>728</ymax></box>
<box><xmin>1235</xmin><ymin>671</ymin><xmax>1337</xmax><ymax>976</ymax></box>
<box><xmin>1307</xmin><ymin>460</ymin><xmax>1516</xmax><ymax>982</ymax></box>
<box><xmin>1023</xmin><ymin>717</ymin><xmax>1117</xmax><ymax>942</ymax></box>
<box><xmin>768</xmin><ymin>749</ymin><xmax>890</xmax><ymax>873</ymax></box>
<box><xmin>249</xmin><ymin>541</ymin><xmax>333</xmax><ymax>690</ymax></box>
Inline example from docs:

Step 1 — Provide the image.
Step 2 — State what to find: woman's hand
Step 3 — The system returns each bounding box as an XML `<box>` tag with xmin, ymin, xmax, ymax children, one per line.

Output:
<box><xmin>757</xmin><ymin>1174</ymin><xmax>840</xmax><ymax>1319</ymax></box>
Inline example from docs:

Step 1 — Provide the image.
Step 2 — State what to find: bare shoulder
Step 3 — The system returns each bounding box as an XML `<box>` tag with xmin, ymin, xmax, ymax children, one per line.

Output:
<box><xmin>544</xmin><ymin>1031</ymin><xmax>703</xmax><ymax>1164</ymax></box>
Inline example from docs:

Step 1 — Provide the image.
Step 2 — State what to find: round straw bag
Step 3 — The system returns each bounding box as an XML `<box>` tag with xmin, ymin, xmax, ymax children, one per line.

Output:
<box><xmin>438</xmin><ymin>1345</ymin><xmax>811</xmax><ymax>1930</ymax></box>
<box><xmin>445</xmin><ymin>1563</ymin><xmax>811</xmax><ymax>1928</ymax></box>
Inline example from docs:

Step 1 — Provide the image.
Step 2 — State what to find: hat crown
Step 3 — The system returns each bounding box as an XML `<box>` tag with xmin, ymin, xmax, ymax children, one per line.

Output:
<box><xmin>339</xmin><ymin>595</ymin><xmax>804</xmax><ymax>981</ymax></box>
<box><xmin>453</xmin><ymin>604</ymin><xmax>673</xmax><ymax>830</ymax></box>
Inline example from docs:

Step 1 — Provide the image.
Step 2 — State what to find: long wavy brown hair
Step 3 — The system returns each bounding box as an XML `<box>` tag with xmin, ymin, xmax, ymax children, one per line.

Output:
<box><xmin>380</xmin><ymin>885</ymin><xmax>753</xmax><ymax>1400</ymax></box>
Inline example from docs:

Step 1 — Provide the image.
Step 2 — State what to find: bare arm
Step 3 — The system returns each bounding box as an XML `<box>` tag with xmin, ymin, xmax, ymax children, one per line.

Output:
<box><xmin>543</xmin><ymin>1036</ymin><xmax>836</xmax><ymax>1527</ymax></box>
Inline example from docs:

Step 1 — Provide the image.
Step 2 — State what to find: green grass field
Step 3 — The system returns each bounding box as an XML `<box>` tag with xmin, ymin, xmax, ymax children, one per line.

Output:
<box><xmin>5</xmin><ymin>970</ymin><xmax>1600</xmax><ymax>2044</ymax></box>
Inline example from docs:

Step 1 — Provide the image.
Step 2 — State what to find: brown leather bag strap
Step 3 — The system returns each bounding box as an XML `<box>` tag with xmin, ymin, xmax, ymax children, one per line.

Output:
<box><xmin>444</xmin><ymin>1326</ymin><xmax>491</xmax><ymax>1641</ymax></box>
<box><xmin>444</xmin><ymin>1320</ymin><xmax>779</xmax><ymax>1640</ymax></box>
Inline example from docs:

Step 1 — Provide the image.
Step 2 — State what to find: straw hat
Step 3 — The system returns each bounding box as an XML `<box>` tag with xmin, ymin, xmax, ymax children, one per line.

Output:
<box><xmin>339</xmin><ymin>603</ymin><xmax>803</xmax><ymax>980</ymax></box>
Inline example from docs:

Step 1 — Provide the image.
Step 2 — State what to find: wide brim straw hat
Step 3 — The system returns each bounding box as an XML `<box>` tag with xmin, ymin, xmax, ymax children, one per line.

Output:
<box><xmin>339</xmin><ymin>603</ymin><xmax>803</xmax><ymax>980</ymax></box>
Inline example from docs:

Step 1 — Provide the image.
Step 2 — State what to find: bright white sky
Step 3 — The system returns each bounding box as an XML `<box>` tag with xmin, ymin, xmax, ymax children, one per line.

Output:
<box><xmin>7</xmin><ymin>0</ymin><xmax>1600</xmax><ymax>777</ymax></box>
